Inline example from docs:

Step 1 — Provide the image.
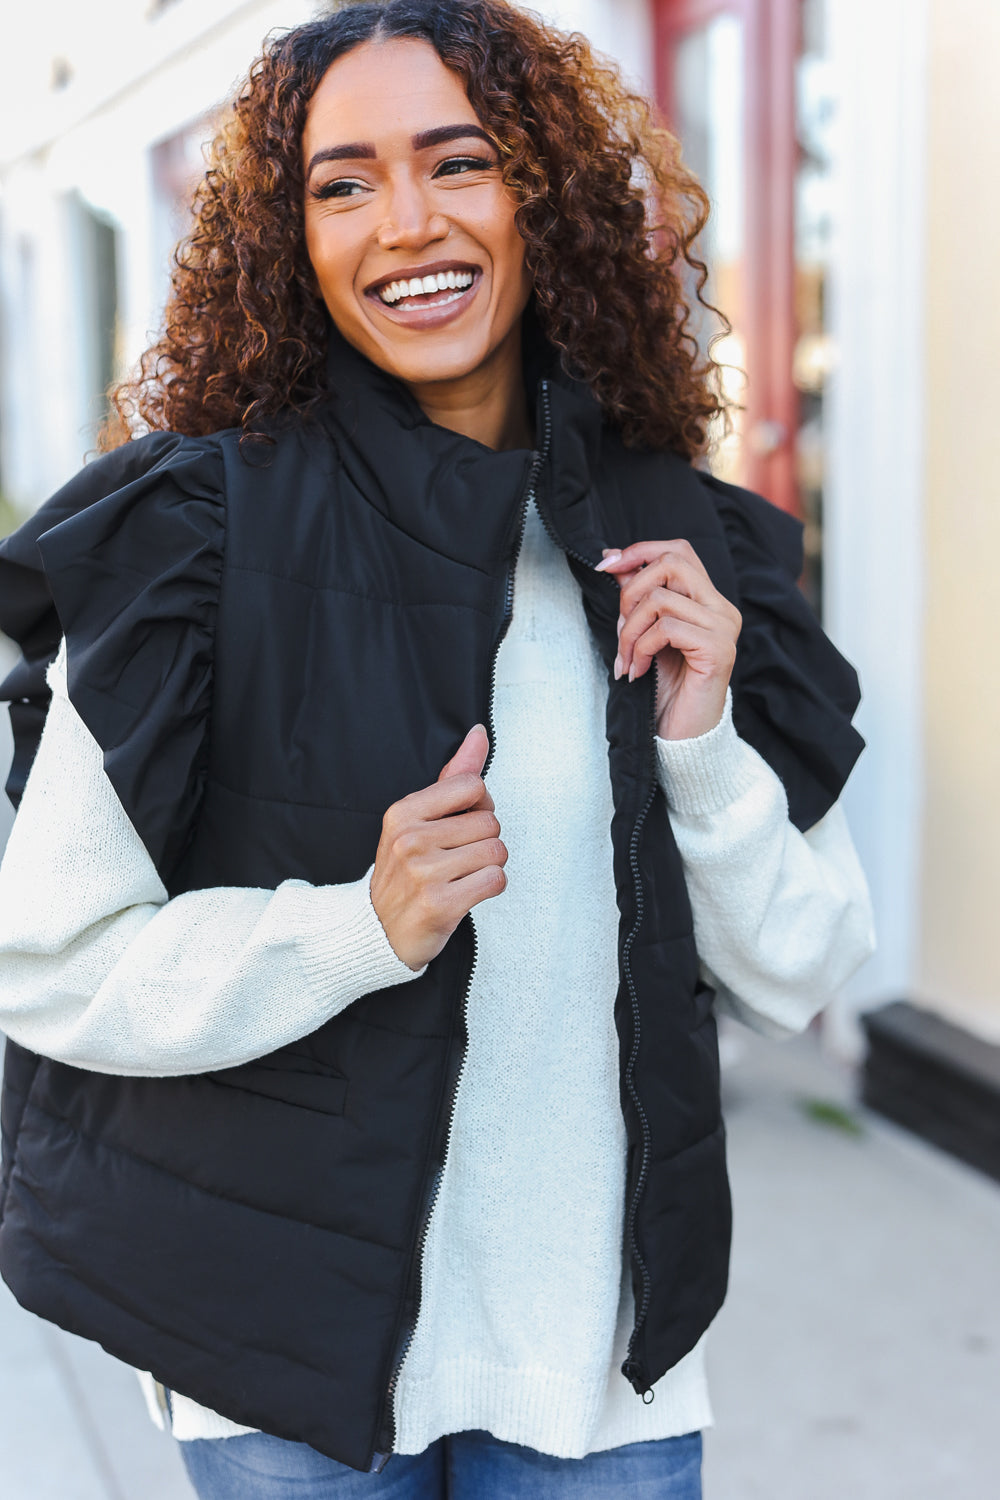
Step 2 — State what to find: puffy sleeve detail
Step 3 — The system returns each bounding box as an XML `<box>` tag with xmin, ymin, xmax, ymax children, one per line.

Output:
<box><xmin>0</xmin><ymin>432</ymin><xmax>225</xmax><ymax>880</ymax></box>
<box><xmin>701</xmin><ymin>473</ymin><xmax>865</xmax><ymax>832</ymax></box>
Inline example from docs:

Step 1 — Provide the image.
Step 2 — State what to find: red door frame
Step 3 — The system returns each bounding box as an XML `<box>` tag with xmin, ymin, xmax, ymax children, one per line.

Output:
<box><xmin>653</xmin><ymin>0</ymin><xmax>800</xmax><ymax>515</ymax></box>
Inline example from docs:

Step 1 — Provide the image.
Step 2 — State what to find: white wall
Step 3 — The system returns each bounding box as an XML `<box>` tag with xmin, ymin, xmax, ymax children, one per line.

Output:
<box><xmin>823</xmin><ymin>0</ymin><xmax>929</xmax><ymax>1054</ymax></box>
<box><xmin>0</xmin><ymin>0</ymin><xmax>319</xmax><ymax>506</ymax></box>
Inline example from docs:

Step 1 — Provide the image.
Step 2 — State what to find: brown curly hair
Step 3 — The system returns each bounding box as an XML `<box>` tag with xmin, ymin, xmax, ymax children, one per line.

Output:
<box><xmin>104</xmin><ymin>0</ymin><xmax>725</xmax><ymax>455</ymax></box>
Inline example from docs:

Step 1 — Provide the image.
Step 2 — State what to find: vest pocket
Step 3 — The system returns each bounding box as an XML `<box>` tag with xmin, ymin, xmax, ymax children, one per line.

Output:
<box><xmin>208</xmin><ymin>1054</ymin><xmax>348</xmax><ymax>1117</ymax></box>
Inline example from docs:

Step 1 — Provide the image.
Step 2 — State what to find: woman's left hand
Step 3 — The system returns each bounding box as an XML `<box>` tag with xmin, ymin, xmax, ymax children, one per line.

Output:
<box><xmin>595</xmin><ymin>539</ymin><xmax>742</xmax><ymax>741</ymax></box>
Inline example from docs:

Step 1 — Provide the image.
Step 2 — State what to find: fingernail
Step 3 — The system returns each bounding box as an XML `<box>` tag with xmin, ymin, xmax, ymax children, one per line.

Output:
<box><xmin>595</xmin><ymin>551</ymin><xmax>622</xmax><ymax>573</ymax></box>
<box><xmin>470</xmin><ymin>723</ymin><xmax>486</xmax><ymax>735</ymax></box>
<box><xmin>614</xmin><ymin>653</ymin><xmax>623</xmax><ymax>680</ymax></box>
<box><xmin>616</xmin><ymin>614</ymin><xmax>625</xmax><ymax>635</ymax></box>
<box><xmin>628</xmin><ymin>664</ymin><xmax>636</xmax><ymax>683</ymax></box>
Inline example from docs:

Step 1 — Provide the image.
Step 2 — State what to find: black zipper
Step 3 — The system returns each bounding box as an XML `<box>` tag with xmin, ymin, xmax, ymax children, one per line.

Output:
<box><xmin>619</xmin><ymin>678</ymin><xmax>659</xmax><ymax>1401</ymax></box>
<box><xmin>368</xmin><ymin>414</ymin><xmax>549</xmax><ymax>1472</ymax></box>
<box><xmin>529</xmin><ymin>379</ymin><xmax>658</xmax><ymax>1399</ymax></box>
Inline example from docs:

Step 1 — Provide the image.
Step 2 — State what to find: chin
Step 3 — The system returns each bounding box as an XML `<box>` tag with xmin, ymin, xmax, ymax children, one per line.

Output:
<box><xmin>372</xmin><ymin>341</ymin><xmax>491</xmax><ymax>387</ymax></box>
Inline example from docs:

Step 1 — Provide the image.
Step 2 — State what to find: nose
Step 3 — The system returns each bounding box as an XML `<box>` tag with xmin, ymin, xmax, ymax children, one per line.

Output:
<box><xmin>377</xmin><ymin>171</ymin><xmax>449</xmax><ymax>251</ymax></box>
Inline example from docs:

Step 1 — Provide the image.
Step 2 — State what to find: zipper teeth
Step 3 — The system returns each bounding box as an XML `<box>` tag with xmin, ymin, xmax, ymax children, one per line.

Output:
<box><xmin>531</xmin><ymin>379</ymin><xmax>657</xmax><ymax>1392</ymax></box>
<box><xmin>380</xmin><ymin>923</ymin><xmax>477</xmax><ymax>1451</ymax></box>
<box><xmin>622</xmin><ymin>680</ymin><xmax>659</xmax><ymax>1394</ymax></box>
<box><xmin>531</xmin><ymin>384</ymin><xmax>608</xmax><ymax>577</ymax></box>
<box><xmin>376</xmin><ymin>388</ymin><xmax>551</xmax><ymax>1462</ymax></box>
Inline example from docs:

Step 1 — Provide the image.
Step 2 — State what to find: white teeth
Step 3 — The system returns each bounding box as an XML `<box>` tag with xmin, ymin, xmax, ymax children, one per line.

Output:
<box><xmin>377</xmin><ymin>269</ymin><xmax>477</xmax><ymax>305</ymax></box>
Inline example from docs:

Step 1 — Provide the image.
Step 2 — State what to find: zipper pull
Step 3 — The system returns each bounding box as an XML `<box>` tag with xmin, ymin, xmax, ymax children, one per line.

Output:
<box><xmin>621</xmin><ymin>1358</ymin><xmax>655</xmax><ymax>1403</ymax></box>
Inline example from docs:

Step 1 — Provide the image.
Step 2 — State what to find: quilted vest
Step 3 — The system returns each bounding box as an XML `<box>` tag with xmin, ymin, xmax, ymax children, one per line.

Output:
<box><xmin>0</xmin><ymin>331</ymin><xmax>863</xmax><ymax>1471</ymax></box>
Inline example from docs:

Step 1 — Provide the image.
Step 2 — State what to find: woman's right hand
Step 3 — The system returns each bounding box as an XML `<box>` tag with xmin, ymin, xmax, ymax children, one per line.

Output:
<box><xmin>370</xmin><ymin>726</ymin><xmax>508</xmax><ymax>970</ymax></box>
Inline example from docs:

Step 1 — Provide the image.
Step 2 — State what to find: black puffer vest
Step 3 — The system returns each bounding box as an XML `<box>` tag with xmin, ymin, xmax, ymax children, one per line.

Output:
<box><xmin>0</xmin><ymin>333</ymin><xmax>863</xmax><ymax>1472</ymax></box>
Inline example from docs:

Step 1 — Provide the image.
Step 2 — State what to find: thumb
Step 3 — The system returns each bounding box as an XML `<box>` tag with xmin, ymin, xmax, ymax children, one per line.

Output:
<box><xmin>438</xmin><ymin>724</ymin><xmax>489</xmax><ymax>781</ymax></box>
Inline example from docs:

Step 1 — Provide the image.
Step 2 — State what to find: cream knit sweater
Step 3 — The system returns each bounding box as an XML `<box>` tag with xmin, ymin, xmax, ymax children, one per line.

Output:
<box><xmin>0</xmin><ymin>500</ymin><xmax>875</xmax><ymax>1458</ymax></box>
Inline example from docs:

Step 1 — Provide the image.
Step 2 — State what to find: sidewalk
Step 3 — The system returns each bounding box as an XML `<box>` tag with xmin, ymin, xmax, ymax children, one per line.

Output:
<box><xmin>703</xmin><ymin>1023</ymin><xmax>1000</xmax><ymax>1498</ymax></box>
<box><xmin>1</xmin><ymin>1026</ymin><xmax>997</xmax><ymax>1498</ymax></box>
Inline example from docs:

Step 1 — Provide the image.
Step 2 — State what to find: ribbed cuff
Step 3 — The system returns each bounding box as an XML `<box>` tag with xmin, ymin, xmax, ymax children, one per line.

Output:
<box><xmin>654</xmin><ymin>689</ymin><xmax>761</xmax><ymax>815</ymax></box>
<box><xmin>296</xmin><ymin>865</ymin><xmax>424</xmax><ymax>1005</ymax></box>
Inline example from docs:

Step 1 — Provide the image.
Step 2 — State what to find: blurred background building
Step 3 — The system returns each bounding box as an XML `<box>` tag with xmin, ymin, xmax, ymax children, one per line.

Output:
<box><xmin>0</xmin><ymin>0</ymin><xmax>997</xmax><ymax>1085</ymax></box>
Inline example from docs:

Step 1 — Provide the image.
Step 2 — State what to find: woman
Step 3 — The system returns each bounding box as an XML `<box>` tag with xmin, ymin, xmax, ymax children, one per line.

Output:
<box><xmin>0</xmin><ymin>2</ymin><xmax>874</xmax><ymax>1496</ymax></box>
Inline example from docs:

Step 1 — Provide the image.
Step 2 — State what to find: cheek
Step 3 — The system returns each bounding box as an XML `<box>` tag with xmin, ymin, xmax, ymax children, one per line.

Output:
<box><xmin>303</xmin><ymin>220</ymin><xmax>330</xmax><ymax>287</ymax></box>
<box><xmin>305</xmin><ymin>222</ymin><xmax>356</xmax><ymax>314</ymax></box>
<box><xmin>489</xmin><ymin>217</ymin><xmax>529</xmax><ymax>299</ymax></box>
<box><xmin>505</xmin><ymin>237</ymin><xmax>532</xmax><ymax>310</ymax></box>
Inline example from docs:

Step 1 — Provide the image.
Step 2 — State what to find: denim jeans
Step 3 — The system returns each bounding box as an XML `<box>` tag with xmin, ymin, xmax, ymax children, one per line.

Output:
<box><xmin>179</xmin><ymin>1427</ymin><xmax>703</xmax><ymax>1498</ymax></box>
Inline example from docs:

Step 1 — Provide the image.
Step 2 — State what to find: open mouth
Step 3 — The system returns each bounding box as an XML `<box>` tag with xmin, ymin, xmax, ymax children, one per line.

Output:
<box><xmin>369</xmin><ymin>266</ymin><xmax>481</xmax><ymax>313</ymax></box>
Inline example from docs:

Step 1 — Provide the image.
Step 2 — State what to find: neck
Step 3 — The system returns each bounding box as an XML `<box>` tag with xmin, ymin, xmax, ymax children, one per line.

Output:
<box><xmin>404</xmin><ymin>329</ymin><xmax>533</xmax><ymax>452</ymax></box>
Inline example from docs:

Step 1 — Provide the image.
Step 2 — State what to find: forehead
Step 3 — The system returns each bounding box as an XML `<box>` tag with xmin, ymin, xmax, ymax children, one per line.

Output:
<box><xmin>301</xmin><ymin>38</ymin><xmax>479</xmax><ymax>159</ymax></box>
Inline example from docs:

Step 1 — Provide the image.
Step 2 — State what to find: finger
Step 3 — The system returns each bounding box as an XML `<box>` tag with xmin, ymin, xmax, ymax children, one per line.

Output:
<box><xmin>628</xmin><ymin>617</ymin><xmax>733</xmax><ymax>682</ymax></box>
<box><xmin>421</xmin><ymin>862</ymin><xmax>509</xmax><ymax>938</ymax></box>
<box><xmin>448</xmin><ymin>862</ymin><xmax>509</xmax><ymax>914</ymax></box>
<box><xmin>399</xmin><ymin>770</ymin><xmax>494</xmax><ymax>823</ymax></box>
<box><xmin>618</xmin><ymin>554</ymin><xmax>733</xmax><ymax>620</ymax></box>
<box><xmin>596</xmin><ymin>539</ymin><xmax>712</xmax><ymax>581</ymax></box>
<box><xmin>618</xmin><ymin>590</ymin><xmax>723</xmax><ymax>674</ymax></box>
<box><xmin>384</xmin><ymin>808</ymin><xmax>503</xmax><ymax>864</ymax></box>
<box><xmin>438</xmin><ymin>724</ymin><xmax>490</xmax><ymax>782</ymax></box>
<box><xmin>430</xmin><ymin>808</ymin><xmax>503</xmax><ymax>851</ymax></box>
<box><xmin>421</xmin><ymin>836</ymin><xmax>509</xmax><ymax>884</ymax></box>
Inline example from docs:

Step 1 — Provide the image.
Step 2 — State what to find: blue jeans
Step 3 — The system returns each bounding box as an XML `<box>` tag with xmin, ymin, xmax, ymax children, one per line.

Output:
<box><xmin>179</xmin><ymin>1427</ymin><xmax>703</xmax><ymax>1498</ymax></box>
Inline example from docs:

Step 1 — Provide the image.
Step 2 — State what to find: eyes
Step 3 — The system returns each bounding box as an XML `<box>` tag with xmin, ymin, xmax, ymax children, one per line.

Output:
<box><xmin>310</xmin><ymin>154</ymin><xmax>499</xmax><ymax>203</ymax></box>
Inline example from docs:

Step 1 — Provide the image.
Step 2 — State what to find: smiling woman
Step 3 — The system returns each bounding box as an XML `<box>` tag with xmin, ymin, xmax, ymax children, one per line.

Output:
<box><xmin>0</xmin><ymin>3</ymin><xmax>873</xmax><ymax>1498</ymax></box>
<box><xmin>301</xmin><ymin>39</ymin><xmax>534</xmax><ymax>448</ymax></box>
<box><xmin>100</xmin><ymin>0</ymin><xmax>723</xmax><ymax>454</ymax></box>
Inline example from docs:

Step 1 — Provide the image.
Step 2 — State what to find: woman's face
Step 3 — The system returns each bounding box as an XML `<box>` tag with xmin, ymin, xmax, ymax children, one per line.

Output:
<box><xmin>302</xmin><ymin>38</ymin><xmax>533</xmax><ymax>394</ymax></box>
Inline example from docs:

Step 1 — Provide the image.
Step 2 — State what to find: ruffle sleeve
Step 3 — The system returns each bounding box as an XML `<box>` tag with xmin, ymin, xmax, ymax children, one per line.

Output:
<box><xmin>0</xmin><ymin>432</ymin><xmax>225</xmax><ymax>881</ymax></box>
<box><xmin>700</xmin><ymin>472</ymin><xmax>865</xmax><ymax>832</ymax></box>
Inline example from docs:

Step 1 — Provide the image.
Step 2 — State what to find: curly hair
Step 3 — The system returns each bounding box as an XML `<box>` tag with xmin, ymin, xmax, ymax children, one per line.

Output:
<box><xmin>104</xmin><ymin>0</ymin><xmax>725</xmax><ymax>455</ymax></box>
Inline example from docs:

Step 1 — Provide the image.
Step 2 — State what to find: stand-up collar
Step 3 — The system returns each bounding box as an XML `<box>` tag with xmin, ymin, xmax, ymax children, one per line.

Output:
<box><xmin>318</xmin><ymin>320</ymin><xmax>620</xmax><ymax>576</ymax></box>
<box><xmin>320</xmin><ymin>327</ymin><xmax>533</xmax><ymax>574</ymax></box>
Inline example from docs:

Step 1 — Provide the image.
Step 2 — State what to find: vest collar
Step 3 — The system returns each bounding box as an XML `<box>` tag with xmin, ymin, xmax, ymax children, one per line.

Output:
<box><xmin>319</xmin><ymin>318</ymin><xmax>619</xmax><ymax>567</ymax></box>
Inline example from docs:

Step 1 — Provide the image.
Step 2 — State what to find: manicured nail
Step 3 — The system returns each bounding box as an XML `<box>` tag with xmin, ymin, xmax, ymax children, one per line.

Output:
<box><xmin>617</xmin><ymin>614</ymin><xmax>625</xmax><ymax>635</ymax></box>
<box><xmin>614</xmin><ymin>653</ymin><xmax>623</xmax><ymax>680</ymax></box>
<box><xmin>628</xmin><ymin>664</ymin><xmax>636</xmax><ymax>683</ymax></box>
<box><xmin>595</xmin><ymin>551</ymin><xmax>622</xmax><ymax>572</ymax></box>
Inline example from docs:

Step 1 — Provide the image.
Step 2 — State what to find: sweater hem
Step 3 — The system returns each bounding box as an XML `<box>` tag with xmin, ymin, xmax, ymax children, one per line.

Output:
<box><xmin>654</xmin><ymin>689</ymin><xmax>762</xmax><ymax>815</ymax></box>
<box><xmin>296</xmin><ymin>864</ymin><xmax>424</xmax><ymax>1004</ymax></box>
<box><xmin>393</xmin><ymin>1346</ymin><xmax>713</xmax><ymax>1459</ymax></box>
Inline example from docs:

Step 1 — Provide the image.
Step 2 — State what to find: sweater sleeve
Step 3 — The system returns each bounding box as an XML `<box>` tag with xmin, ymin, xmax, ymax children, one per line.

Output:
<box><xmin>0</xmin><ymin>644</ymin><xmax>420</xmax><ymax>1077</ymax></box>
<box><xmin>655</xmin><ymin>690</ymin><xmax>876</xmax><ymax>1038</ymax></box>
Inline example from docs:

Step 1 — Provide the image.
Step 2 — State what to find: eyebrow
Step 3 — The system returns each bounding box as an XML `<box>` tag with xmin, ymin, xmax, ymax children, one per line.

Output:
<box><xmin>307</xmin><ymin>124</ymin><xmax>496</xmax><ymax>176</ymax></box>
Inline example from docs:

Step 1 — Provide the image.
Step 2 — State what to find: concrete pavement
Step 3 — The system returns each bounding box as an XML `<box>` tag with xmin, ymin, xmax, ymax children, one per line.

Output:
<box><xmin>0</xmin><ymin>1024</ymin><xmax>997</xmax><ymax>1497</ymax></box>
<box><xmin>703</xmin><ymin>1022</ymin><xmax>1000</xmax><ymax>1498</ymax></box>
